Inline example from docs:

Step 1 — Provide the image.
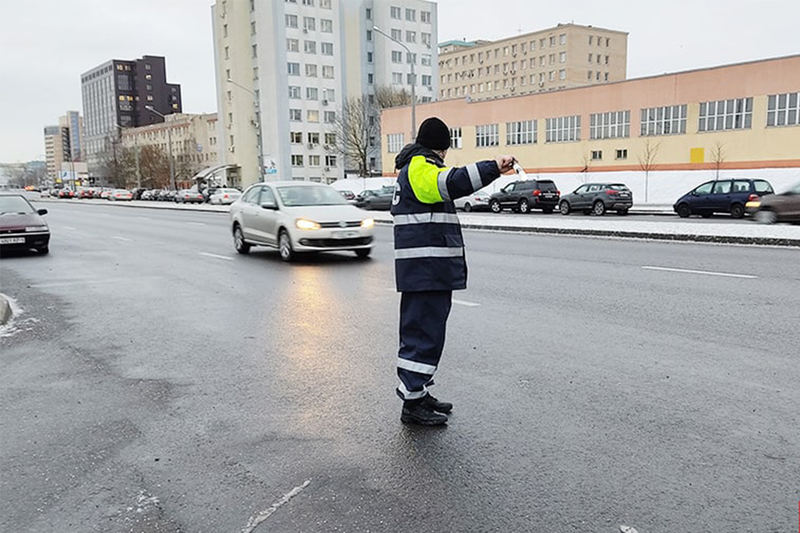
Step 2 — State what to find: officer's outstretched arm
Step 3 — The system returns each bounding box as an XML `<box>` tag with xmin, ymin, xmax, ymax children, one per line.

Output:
<box><xmin>408</xmin><ymin>156</ymin><xmax>501</xmax><ymax>204</ymax></box>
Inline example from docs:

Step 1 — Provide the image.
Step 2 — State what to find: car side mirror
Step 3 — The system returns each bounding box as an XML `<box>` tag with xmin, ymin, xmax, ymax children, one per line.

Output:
<box><xmin>261</xmin><ymin>201</ymin><xmax>278</xmax><ymax>210</ymax></box>
<box><xmin>691</xmin><ymin>190</ymin><xmax>698</xmax><ymax>196</ymax></box>
<box><xmin>37</xmin><ymin>208</ymin><xmax>48</xmax><ymax>215</ymax></box>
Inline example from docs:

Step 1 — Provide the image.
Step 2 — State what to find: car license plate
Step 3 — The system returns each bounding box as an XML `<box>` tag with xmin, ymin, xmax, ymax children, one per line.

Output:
<box><xmin>0</xmin><ymin>237</ymin><xmax>26</xmax><ymax>244</ymax></box>
<box><xmin>332</xmin><ymin>230</ymin><xmax>359</xmax><ymax>239</ymax></box>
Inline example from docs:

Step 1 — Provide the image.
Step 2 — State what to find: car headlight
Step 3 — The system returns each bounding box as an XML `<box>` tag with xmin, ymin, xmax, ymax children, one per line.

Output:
<box><xmin>295</xmin><ymin>218</ymin><xmax>320</xmax><ymax>230</ymax></box>
<box><xmin>361</xmin><ymin>218</ymin><xmax>375</xmax><ymax>229</ymax></box>
<box><xmin>25</xmin><ymin>225</ymin><xmax>48</xmax><ymax>232</ymax></box>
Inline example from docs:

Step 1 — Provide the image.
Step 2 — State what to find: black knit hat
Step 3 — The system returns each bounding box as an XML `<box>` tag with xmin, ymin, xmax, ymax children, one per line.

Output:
<box><xmin>416</xmin><ymin>117</ymin><xmax>450</xmax><ymax>150</ymax></box>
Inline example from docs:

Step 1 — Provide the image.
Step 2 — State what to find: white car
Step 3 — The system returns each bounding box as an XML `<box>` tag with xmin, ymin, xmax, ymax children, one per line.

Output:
<box><xmin>209</xmin><ymin>188</ymin><xmax>241</xmax><ymax>205</ymax></box>
<box><xmin>229</xmin><ymin>181</ymin><xmax>375</xmax><ymax>261</ymax></box>
<box><xmin>454</xmin><ymin>188</ymin><xmax>492</xmax><ymax>212</ymax></box>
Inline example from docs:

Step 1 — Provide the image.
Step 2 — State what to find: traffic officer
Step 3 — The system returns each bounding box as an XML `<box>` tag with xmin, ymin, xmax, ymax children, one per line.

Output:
<box><xmin>391</xmin><ymin>117</ymin><xmax>515</xmax><ymax>425</ymax></box>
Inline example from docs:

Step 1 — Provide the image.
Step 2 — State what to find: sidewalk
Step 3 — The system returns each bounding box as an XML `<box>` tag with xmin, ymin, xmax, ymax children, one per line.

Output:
<box><xmin>34</xmin><ymin>196</ymin><xmax>800</xmax><ymax>246</ymax></box>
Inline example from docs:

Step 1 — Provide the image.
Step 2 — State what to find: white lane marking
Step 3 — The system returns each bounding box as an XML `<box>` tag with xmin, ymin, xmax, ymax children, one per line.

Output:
<box><xmin>32</xmin><ymin>278</ymin><xmax>134</xmax><ymax>288</ymax></box>
<box><xmin>187</xmin><ymin>222</ymin><xmax>206</xmax><ymax>226</ymax></box>
<box><xmin>64</xmin><ymin>226</ymin><xmax>76</xmax><ymax>230</ymax></box>
<box><xmin>642</xmin><ymin>266</ymin><xmax>758</xmax><ymax>279</ymax></box>
<box><xmin>241</xmin><ymin>479</ymin><xmax>311</xmax><ymax>533</ymax></box>
<box><xmin>452</xmin><ymin>299</ymin><xmax>481</xmax><ymax>307</ymax></box>
<box><xmin>199</xmin><ymin>252</ymin><xmax>234</xmax><ymax>261</ymax></box>
<box><xmin>136</xmin><ymin>216</ymin><xmax>150</xmax><ymax>220</ymax></box>
<box><xmin>112</xmin><ymin>236</ymin><xmax>133</xmax><ymax>242</ymax></box>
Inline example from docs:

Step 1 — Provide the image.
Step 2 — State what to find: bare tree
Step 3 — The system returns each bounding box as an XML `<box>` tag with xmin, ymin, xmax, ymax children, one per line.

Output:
<box><xmin>329</xmin><ymin>95</ymin><xmax>381</xmax><ymax>176</ymax></box>
<box><xmin>373</xmin><ymin>85</ymin><xmax>413</xmax><ymax>109</ymax></box>
<box><xmin>581</xmin><ymin>152</ymin><xmax>592</xmax><ymax>183</ymax></box>
<box><xmin>637</xmin><ymin>138</ymin><xmax>661</xmax><ymax>203</ymax></box>
<box><xmin>137</xmin><ymin>145</ymin><xmax>171</xmax><ymax>189</ymax></box>
<box><xmin>710</xmin><ymin>141</ymin><xmax>725</xmax><ymax>180</ymax></box>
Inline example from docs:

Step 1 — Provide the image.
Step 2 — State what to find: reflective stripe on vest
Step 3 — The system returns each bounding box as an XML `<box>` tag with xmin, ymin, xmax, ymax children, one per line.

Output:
<box><xmin>393</xmin><ymin>212</ymin><xmax>461</xmax><ymax>225</ymax></box>
<box><xmin>397</xmin><ymin>358</ymin><xmax>437</xmax><ymax>375</ymax></box>
<box><xmin>466</xmin><ymin>163</ymin><xmax>482</xmax><ymax>192</ymax></box>
<box><xmin>395</xmin><ymin>246</ymin><xmax>464</xmax><ymax>259</ymax></box>
<box><xmin>437</xmin><ymin>168</ymin><xmax>453</xmax><ymax>201</ymax></box>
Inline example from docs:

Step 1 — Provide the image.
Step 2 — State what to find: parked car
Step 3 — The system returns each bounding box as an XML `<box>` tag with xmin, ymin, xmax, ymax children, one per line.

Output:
<box><xmin>354</xmin><ymin>189</ymin><xmax>380</xmax><ymax>208</ymax></box>
<box><xmin>454</xmin><ymin>188</ymin><xmax>492</xmax><ymax>212</ymax></box>
<box><xmin>77</xmin><ymin>188</ymin><xmax>94</xmax><ymax>199</ymax></box>
<box><xmin>338</xmin><ymin>190</ymin><xmax>356</xmax><ymax>201</ymax></box>
<box><xmin>109</xmin><ymin>189</ymin><xmax>133</xmax><ymax>201</ymax></box>
<box><xmin>559</xmin><ymin>183</ymin><xmax>633</xmax><ymax>216</ymax></box>
<box><xmin>229</xmin><ymin>181</ymin><xmax>374</xmax><ymax>261</ymax></box>
<box><xmin>158</xmin><ymin>190</ymin><xmax>176</xmax><ymax>202</ymax></box>
<box><xmin>747</xmin><ymin>182</ymin><xmax>800</xmax><ymax>224</ymax></box>
<box><xmin>174</xmin><ymin>189</ymin><xmax>205</xmax><ymax>204</ymax></box>
<box><xmin>489</xmin><ymin>179</ymin><xmax>560</xmax><ymax>214</ymax></box>
<box><xmin>0</xmin><ymin>194</ymin><xmax>50</xmax><ymax>254</ymax></box>
<box><xmin>57</xmin><ymin>188</ymin><xmax>75</xmax><ymax>199</ymax></box>
<box><xmin>100</xmin><ymin>189</ymin><xmax>114</xmax><ymax>199</ymax></box>
<box><xmin>673</xmin><ymin>178</ymin><xmax>774</xmax><ymax>219</ymax></box>
<box><xmin>208</xmin><ymin>188</ymin><xmax>242</xmax><ymax>205</ymax></box>
<box><xmin>361</xmin><ymin>186</ymin><xmax>395</xmax><ymax>210</ymax></box>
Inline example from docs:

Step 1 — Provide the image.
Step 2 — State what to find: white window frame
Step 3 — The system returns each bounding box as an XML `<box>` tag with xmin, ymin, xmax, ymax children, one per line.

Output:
<box><xmin>387</xmin><ymin>133</ymin><xmax>404</xmax><ymax>153</ymax></box>
<box><xmin>767</xmin><ymin>92</ymin><xmax>800</xmax><ymax>127</ymax></box>
<box><xmin>475</xmin><ymin>124</ymin><xmax>499</xmax><ymax>148</ymax></box>
<box><xmin>506</xmin><ymin>120</ymin><xmax>537</xmax><ymax>145</ymax></box>
<box><xmin>698</xmin><ymin>97</ymin><xmax>753</xmax><ymax>131</ymax></box>
<box><xmin>640</xmin><ymin>105</ymin><xmax>687</xmax><ymax>136</ymax></box>
<box><xmin>545</xmin><ymin>115</ymin><xmax>581</xmax><ymax>143</ymax></box>
<box><xmin>590</xmin><ymin>110</ymin><xmax>630</xmax><ymax>140</ymax></box>
<box><xmin>449</xmin><ymin>127</ymin><xmax>462</xmax><ymax>149</ymax></box>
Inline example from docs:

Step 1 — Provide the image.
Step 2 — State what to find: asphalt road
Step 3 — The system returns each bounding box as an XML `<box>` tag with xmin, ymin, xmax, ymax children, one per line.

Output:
<box><xmin>2</xmin><ymin>202</ymin><xmax>798</xmax><ymax>533</ymax></box>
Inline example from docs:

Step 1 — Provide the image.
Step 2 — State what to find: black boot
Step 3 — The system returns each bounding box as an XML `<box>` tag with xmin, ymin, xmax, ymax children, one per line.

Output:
<box><xmin>401</xmin><ymin>399</ymin><xmax>448</xmax><ymax>426</ymax></box>
<box><xmin>423</xmin><ymin>394</ymin><xmax>453</xmax><ymax>414</ymax></box>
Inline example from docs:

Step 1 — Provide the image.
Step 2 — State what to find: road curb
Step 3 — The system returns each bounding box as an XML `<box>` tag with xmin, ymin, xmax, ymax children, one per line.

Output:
<box><xmin>0</xmin><ymin>294</ymin><xmax>12</xmax><ymax>326</ymax></box>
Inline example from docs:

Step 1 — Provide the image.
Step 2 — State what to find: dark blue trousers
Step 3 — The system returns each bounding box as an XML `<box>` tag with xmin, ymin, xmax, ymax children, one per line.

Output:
<box><xmin>396</xmin><ymin>290</ymin><xmax>453</xmax><ymax>400</ymax></box>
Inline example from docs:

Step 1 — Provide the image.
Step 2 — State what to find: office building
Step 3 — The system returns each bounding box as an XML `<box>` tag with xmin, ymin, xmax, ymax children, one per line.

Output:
<box><xmin>43</xmin><ymin>111</ymin><xmax>86</xmax><ymax>185</ymax></box>
<box><xmin>211</xmin><ymin>0</ymin><xmax>438</xmax><ymax>187</ymax></box>
<box><xmin>438</xmin><ymin>23</ymin><xmax>627</xmax><ymax>101</ymax></box>
<box><xmin>81</xmin><ymin>55</ymin><xmax>182</xmax><ymax>176</ymax></box>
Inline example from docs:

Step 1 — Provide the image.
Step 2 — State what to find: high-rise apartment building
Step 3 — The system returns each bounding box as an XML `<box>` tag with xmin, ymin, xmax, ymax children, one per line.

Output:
<box><xmin>211</xmin><ymin>0</ymin><xmax>437</xmax><ymax>187</ymax></box>
<box><xmin>438</xmin><ymin>23</ymin><xmax>627</xmax><ymax>101</ymax></box>
<box><xmin>81</xmin><ymin>55</ymin><xmax>182</xmax><ymax>176</ymax></box>
<box><xmin>43</xmin><ymin>111</ymin><xmax>86</xmax><ymax>184</ymax></box>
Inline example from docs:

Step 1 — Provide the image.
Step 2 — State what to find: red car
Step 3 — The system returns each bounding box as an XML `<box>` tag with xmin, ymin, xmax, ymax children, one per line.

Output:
<box><xmin>57</xmin><ymin>189</ymin><xmax>75</xmax><ymax>199</ymax></box>
<box><xmin>0</xmin><ymin>194</ymin><xmax>50</xmax><ymax>254</ymax></box>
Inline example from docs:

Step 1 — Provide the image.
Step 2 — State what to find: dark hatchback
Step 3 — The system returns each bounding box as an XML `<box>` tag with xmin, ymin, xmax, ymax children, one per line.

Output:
<box><xmin>489</xmin><ymin>179</ymin><xmax>560</xmax><ymax>214</ymax></box>
<box><xmin>0</xmin><ymin>194</ymin><xmax>50</xmax><ymax>255</ymax></box>
<box><xmin>559</xmin><ymin>183</ymin><xmax>633</xmax><ymax>216</ymax></box>
<box><xmin>673</xmin><ymin>178</ymin><xmax>774</xmax><ymax>219</ymax></box>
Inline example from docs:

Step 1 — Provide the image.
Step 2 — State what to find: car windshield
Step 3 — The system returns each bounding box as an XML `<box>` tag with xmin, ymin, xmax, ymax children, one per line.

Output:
<box><xmin>277</xmin><ymin>185</ymin><xmax>348</xmax><ymax>207</ymax></box>
<box><xmin>538</xmin><ymin>181</ymin><xmax>558</xmax><ymax>191</ymax></box>
<box><xmin>0</xmin><ymin>195</ymin><xmax>35</xmax><ymax>214</ymax></box>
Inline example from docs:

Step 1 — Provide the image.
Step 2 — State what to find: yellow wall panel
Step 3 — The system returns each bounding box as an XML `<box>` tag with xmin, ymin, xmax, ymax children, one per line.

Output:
<box><xmin>690</xmin><ymin>147</ymin><xmax>705</xmax><ymax>163</ymax></box>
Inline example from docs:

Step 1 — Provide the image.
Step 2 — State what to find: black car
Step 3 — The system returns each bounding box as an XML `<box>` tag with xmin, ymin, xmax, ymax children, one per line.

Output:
<box><xmin>559</xmin><ymin>183</ymin><xmax>633</xmax><ymax>216</ymax></box>
<box><xmin>489</xmin><ymin>179</ymin><xmax>560</xmax><ymax>214</ymax></box>
<box><xmin>0</xmin><ymin>194</ymin><xmax>50</xmax><ymax>255</ymax></box>
<box><xmin>673</xmin><ymin>178</ymin><xmax>774</xmax><ymax>219</ymax></box>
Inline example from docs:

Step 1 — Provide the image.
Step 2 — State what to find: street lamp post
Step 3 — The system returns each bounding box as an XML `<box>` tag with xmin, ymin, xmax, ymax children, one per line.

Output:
<box><xmin>373</xmin><ymin>26</ymin><xmax>416</xmax><ymax>140</ymax></box>
<box><xmin>145</xmin><ymin>106</ymin><xmax>176</xmax><ymax>190</ymax></box>
<box><xmin>227</xmin><ymin>77</ymin><xmax>265</xmax><ymax>182</ymax></box>
<box><xmin>115</xmin><ymin>124</ymin><xmax>141</xmax><ymax>189</ymax></box>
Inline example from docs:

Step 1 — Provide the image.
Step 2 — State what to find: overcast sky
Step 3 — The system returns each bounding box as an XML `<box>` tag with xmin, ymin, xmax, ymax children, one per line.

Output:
<box><xmin>0</xmin><ymin>0</ymin><xmax>798</xmax><ymax>162</ymax></box>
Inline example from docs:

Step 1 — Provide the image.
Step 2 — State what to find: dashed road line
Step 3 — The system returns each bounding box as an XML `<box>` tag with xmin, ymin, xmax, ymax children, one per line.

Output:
<box><xmin>112</xmin><ymin>236</ymin><xmax>133</xmax><ymax>242</ymax></box>
<box><xmin>187</xmin><ymin>222</ymin><xmax>206</xmax><ymax>226</ymax></box>
<box><xmin>241</xmin><ymin>479</ymin><xmax>311</xmax><ymax>533</ymax></box>
<box><xmin>199</xmin><ymin>252</ymin><xmax>234</xmax><ymax>261</ymax></box>
<box><xmin>642</xmin><ymin>265</ymin><xmax>757</xmax><ymax>279</ymax></box>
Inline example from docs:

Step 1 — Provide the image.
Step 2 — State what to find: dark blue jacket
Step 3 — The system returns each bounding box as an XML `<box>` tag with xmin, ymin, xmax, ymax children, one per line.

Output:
<box><xmin>391</xmin><ymin>143</ymin><xmax>502</xmax><ymax>292</ymax></box>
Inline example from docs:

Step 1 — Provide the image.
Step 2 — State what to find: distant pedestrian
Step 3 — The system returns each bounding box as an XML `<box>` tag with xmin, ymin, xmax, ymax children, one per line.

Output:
<box><xmin>391</xmin><ymin>117</ymin><xmax>515</xmax><ymax>425</ymax></box>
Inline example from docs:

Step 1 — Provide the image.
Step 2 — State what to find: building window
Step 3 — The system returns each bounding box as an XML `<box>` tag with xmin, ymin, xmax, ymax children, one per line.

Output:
<box><xmin>322</xmin><ymin>65</ymin><xmax>334</xmax><ymax>78</ymax></box>
<box><xmin>392</xmin><ymin>51</ymin><xmax>402</xmax><ymax>63</ymax></box>
<box><xmin>286</xmin><ymin>14</ymin><xmax>298</xmax><ymax>28</ymax></box>
<box><xmin>449</xmin><ymin>127</ymin><xmax>462</xmax><ymax>149</ymax></box>
<box><xmin>321</xmin><ymin>0</ymin><xmax>331</xmax><ymax>8</ymax></box>
<box><xmin>367</xmin><ymin>73</ymin><xmax>373</xmax><ymax>84</ymax></box>
<box><xmin>289</xmin><ymin>86</ymin><xmax>301</xmax><ymax>99</ymax></box>
<box><xmin>321</xmin><ymin>19</ymin><xmax>333</xmax><ymax>33</ymax></box>
<box><xmin>289</xmin><ymin>109</ymin><xmax>302</xmax><ymax>121</ymax></box>
<box><xmin>306</xmin><ymin>87</ymin><xmax>318</xmax><ymax>100</ymax></box>
<box><xmin>475</xmin><ymin>124</ymin><xmax>499</xmax><ymax>147</ymax></box>
<box><xmin>406</xmin><ymin>8</ymin><xmax>416</xmax><ymax>21</ymax></box>
<box><xmin>616</xmin><ymin>149</ymin><xmax>628</xmax><ymax>160</ymax></box>
<box><xmin>559</xmin><ymin>69</ymin><xmax>566</xmax><ymax>80</ymax></box>
<box><xmin>321</xmin><ymin>42</ymin><xmax>333</xmax><ymax>55</ymax></box>
<box><xmin>560</xmin><ymin>52</ymin><xmax>566</xmax><ymax>63</ymax></box>
<box><xmin>288</xmin><ymin>62</ymin><xmax>300</xmax><ymax>75</ymax></box>
<box><xmin>406</xmin><ymin>30</ymin><xmax>416</xmax><ymax>43</ymax></box>
<box><xmin>387</xmin><ymin>133</ymin><xmax>404</xmax><ymax>152</ymax></box>
<box><xmin>306</xmin><ymin>64</ymin><xmax>318</xmax><ymax>77</ymax></box>
<box><xmin>290</xmin><ymin>132</ymin><xmax>302</xmax><ymax>143</ymax></box>
<box><xmin>309</xmin><ymin>155</ymin><xmax>320</xmax><ymax>166</ymax></box>
<box><xmin>324</xmin><ymin>111</ymin><xmax>336</xmax><ymax>123</ymax></box>
<box><xmin>560</xmin><ymin>33</ymin><xmax>566</xmax><ymax>45</ymax></box>
<box><xmin>767</xmin><ymin>92</ymin><xmax>800</xmax><ymax>127</ymax></box>
<box><xmin>303</xmin><ymin>17</ymin><xmax>315</xmax><ymax>31</ymax></box>
<box><xmin>699</xmin><ymin>97</ymin><xmax>753</xmax><ymax>131</ymax></box>
<box><xmin>392</xmin><ymin>72</ymin><xmax>402</xmax><ymax>84</ymax></box>
<box><xmin>291</xmin><ymin>155</ymin><xmax>304</xmax><ymax>167</ymax></box>
<box><xmin>287</xmin><ymin>38</ymin><xmax>299</xmax><ymax>52</ymax></box>
<box><xmin>304</xmin><ymin>41</ymin><xmax>316</xmax><ymax>54</ymax></box>
<box><xmin>549</xmin><ymin>36</ymin><xmax>556</xmax><ymax>47</ymax></box>
<box><xmin>589</xmin><ymin>35</ymin><xmax>593</xmax><ymax>45</ymax></box>
<box><xmin>366</xmin><ymin>30</ymin><xmax>372</xmax><ymax>41</ymax></box>
<box><xmin>325</xmin><ymin>133</ymin><xmax>336</xmax><ymax>145</ymax></box>
<box><xmin>590</xmin><ymin>110</ymin><xmax>630</xmax><ymax>139</ymax></box>
<box><xmin>308</xmin><ymin>132</ymin><xmax>320</xmax><ymax>145</ymax></box>
<box><xmin>302</xmin><ymin>0</ymin><xmax>314</xmax><ymax>5</ymax></box>
<box><xmin>307</xmin><ymin>110</ymin><xmax>319</xmax><ymax>122</ymax></box>
<box><xmin>640</xmin><ymin>105</ymin><xmax>687</xmax><ymax>136</ymax></box>
<box><xmin>390</xmin><ymin>28</ymin><xmax>401</xmax><ymax>40</ymax></box>
<box><xmin>252</xmin><ymin>44</ymin><xmax>258</xmax><ymax>58</ymax></box>
<box><xmin>421</xmin><ymin>10</ymin><xmax>431</xmax><ymax>23</ymax></box>
<box><xmin>591</xmin><ymin>150</ymin><xmax>603</xmax><ymax>161</ymax></box>
<box><xmin>545</xmin><ymin>115</ymin><xmax>581</xmax><ymax>143</ymax></box>
<box><xmin>506</xmin><ymin>120</ymin><xmax>537</xmax><ymax>145</ymax></box>
<box><xmin>323</xmin><ymin>88</ymin><xmax>335</xmax><ymax>101</ymax></box>
<box><xmin>421</xmin><ymin>75</ymin><xmax>431</xmax><ymax>87</ymax></box>
<box><xmin>421</xmin><ymin>54</ymin><xmax>431</xmax><ymax>66</ymax></box>
<box><xmin>365</xmin><ymin>7</ymin><xmax>372</xmax><ymax>19</ymax></box>
<box><xmin>422</xmin><ymin>32</ymin><xmax>431</xmax><ymax>47</ymax></box>
<box><xmin>390</xmin><ymin>6</ymin><xmax>401</xmax><ymax>19</ymax></box>
<box><xmin>325</xmin><ymin>155</ymin><xmax>337</xmax><ymax>167</ymax></box>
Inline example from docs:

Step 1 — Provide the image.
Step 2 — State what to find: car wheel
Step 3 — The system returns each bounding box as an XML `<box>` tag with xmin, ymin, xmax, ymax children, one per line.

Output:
<box><xmin>279</xmin><ymin>229</ymin><xmax>295</xmax><ymax>262</ymax></box>
<box><xmin>592</xmin><ymin>201</ymin><xmax>606</xmax><ymax>216</ymax></box>
<box><xmin>233</xmin><ymin>225</ymin><xmax>250</xmax><ymax>254</ymax></box>
<box><xmin>559</xmin><ymin>201</ymin><xmax>571</xmax><ymax>215</ymax></box>
<box><xmin>676</xmin><ymin>203</ymin><xmax>691</xmax><ymax>218</ymax></box>
<box><xmin>355</xmin><ymin>248</ymin><xmax>371</xmax><ymax>259</ymax></box>
<box><xmin>616</xmin><ymin>208</ymin><xmax>629</xmax><ymax>216</ymax></box>
<box><xmin>518</xmin><ymin>199</ymin><xmax>530</xmax><ymax>214</ymax></box>
<box><xmin>730</xmin><ymin>203</ymin><xmax>745</xmax><ymax>219</ymax></box>
<box><xmin>463</xmin><ymin>202</ymin><xmax>473</xmax><ymax>212</ymax></box>
<box><xmin>38</xmin><ymin>245</ymin><xmax>49</xmax><ymax>255</ymax></box>
<box><xmin>754</xmin><ymin>209</ymin><xmax>777</xmax><ymax>224</ymax></box>
<box><xmin>490</xmin><ymin>199</ymin><xmax>501</xmax><ymax>213</ymax></box>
